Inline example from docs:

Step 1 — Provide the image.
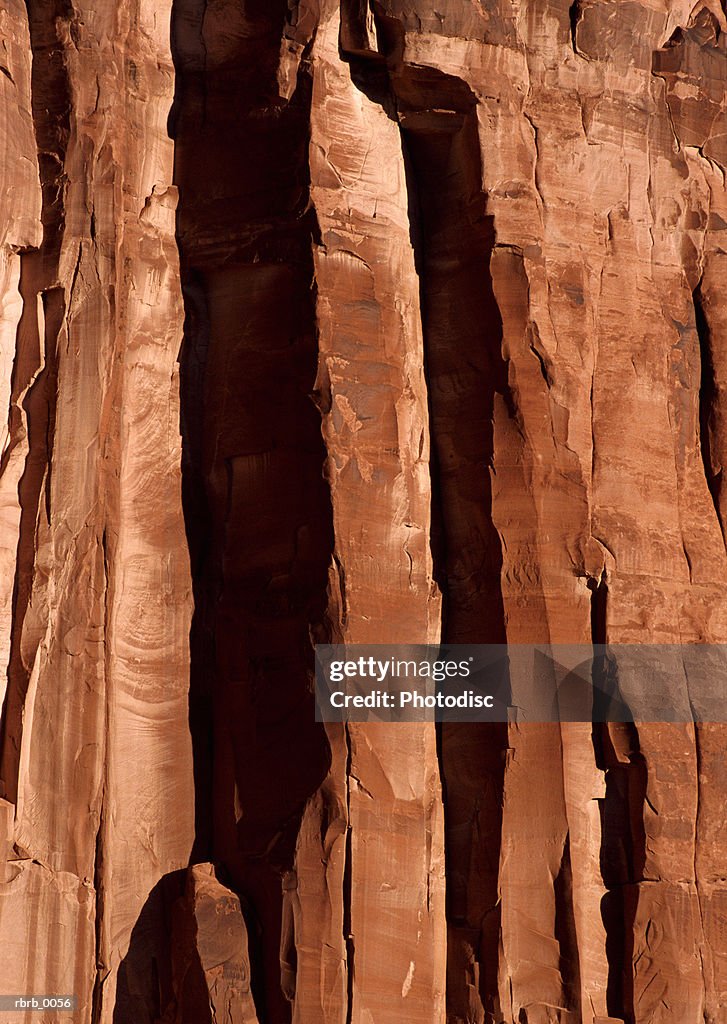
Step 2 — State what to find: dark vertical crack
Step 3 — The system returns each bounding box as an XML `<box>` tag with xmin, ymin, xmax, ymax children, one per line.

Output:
<box><xmin>588</xmin><ymin>571</ymin><xmax>608</xmax><ymax>648</ymax></box>
<box><xmin>595</xmin><ymin>729</ymin><xmax>647</xmax><ymax>1024</ymax></box>
<box><xmin>0</xmin><ymin>0</ymin><xmax>70</xmax><ymax>803</ymax></box>
<box><xmin>91</xmin><ymin>799</ymin><xmax>106</xmax><ymax>1024</ymax></box>
<box><xmin>178</xmin><ymin>268</ymin><xmax>215</xmax><ymax>865</ymax></box>
<box><xmin>398</xmin><ymin>98</ymin><xmax>510</xmax><ymax>1024</ymax></box>
<box><xmin>568</xmin><ymin>0</ymin><xmax>583</xmax><ymax>54</ymax></box>
<box><xmin>589</xmin><ymin>570</ymin><xmax>618</xmax><ymax>724</ymax></box>
<box><xmin>553</xmin><ymin>834</ymin><xmax>582</xmax><ymax>1013</ymax></box>
<box><xmin>694</xmin><ymin>278</ymin><xmax>725</xmax><ymax>543</ymax></box>
<box><xmin>90</xmin><ymin>817</ymin><xmax>104</xmax><ymax>1022</ymax></box>
<box><xmin>591</xmin><ymin>569</ymin><xmax>647</xmax><ymax>1024</ymax></box>
<box><xmin>589</xmin><ymin>571</ymin><xmax>647</xmax><ymax>1024</ymax></box>
<box><xmin>343</xmin><ymin>40</ymin><xmax>511</xmax><ymax>1021</ymax></box>
<box><xmin>590</xmin><ymin>572</ymin><xmax>624</xmax><ymax>1020</ymax></box>
<box><xmin>343</xmin><ymin>724</ymin><xmax>355</xmax><ymax>1024</ymax></box>
<box><xmin>91</xmin><ymin>532</ymin><xmax>109</xmax><ymax>1024</ymax></box>
<box><xmin>168</xmin><ymin>3</ymin><xmax>334</xmax><ymax>1021</ymax></box>
<box><xmin>39</xmin><ymin>288</ymin><xmax>62</xmax><ymax>523</ymax></box>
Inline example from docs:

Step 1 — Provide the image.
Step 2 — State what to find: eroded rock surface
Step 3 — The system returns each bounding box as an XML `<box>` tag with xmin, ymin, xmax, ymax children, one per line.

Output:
<box><xmin>0</xmin><ymin>1</ymin><xmax>726</xmax><ymax>1023</ymax></box>
<box><xmin>165</xmin><ymin>863</ymin><xmax>259</xmax><ymax>1024</ymax></box>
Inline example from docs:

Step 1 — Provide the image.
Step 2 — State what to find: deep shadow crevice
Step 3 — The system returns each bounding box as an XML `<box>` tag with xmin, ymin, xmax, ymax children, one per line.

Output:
<box><xmin>694</xmin><ymin>278</ymin><xmax>725</xmax><ymax>542</ymax></box>
<box><xmin>117</xmin><ymin>4</ymin><xmax>337</xmax><ymax>1022</ymax></box>
<box><xmin>590</xmin><ymin>575</ymin><xmax>647</xmax><ymax>1024</ymax></box>
<box><xmin>399</xmin><ymin>70</ymin><xmax>510</xmax><ymax>1024</ymax></box>
<box><xmin>0</xmin><ymin>0</ymin><xmax>70</xmax><ymax>803</ymax></box>
<box><xmin>342</xmin><ymin>43</ymin><xmax>512</xmax><ymax>1021</ymax></box>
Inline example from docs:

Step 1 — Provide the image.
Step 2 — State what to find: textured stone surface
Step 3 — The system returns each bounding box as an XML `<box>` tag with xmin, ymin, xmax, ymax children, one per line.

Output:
<box><xmin>0</xmin><ymin>2</ymin><xmax>193</xmax><ymax>1022</ymax></box>
<box><xmin>0</xmin><ymin>1</ymin><xmax>726</xmax><ymax>1023</ymax></box>
<box><xmin>165</xmin><ymin>863</ymin><xmax>259</xmax><ymax>1024</ymax></box>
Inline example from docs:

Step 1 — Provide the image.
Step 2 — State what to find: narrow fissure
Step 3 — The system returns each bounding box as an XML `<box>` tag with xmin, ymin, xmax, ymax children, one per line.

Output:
<box><xmin>397</xmin><ymin>70</ymin><xmax>511</xmax><ymax>1024</ymax></box>
<box><xmin>589</xmin><ymin>571</ymin><xmax>608</xmax><ymax>648</ymax></box>
<box><xmin>568</xmin><ymin>0</ymin><xmax>583</xmax><ymax>54</ymax></box>
<box><xmin>694</xmin><ymin>279</ymin><xmax>724</xmax><ymax>542</ymax></box>
<box><xmin>90</xmin><ymin>815</ymin><xmax>105</xmax><ymax>1024</ymax></box>
<box><xmin>596</xmin><ymin>737</ymin><xmax>647</xmax><ymax>1024</ymax></box>
<box><xmin>0</xmin><ymin>0</ymin><xmax>70</xmax><ymax>803</ymax></box>
<box><xmin>589</xmin><ymin>571</ymin><xmax>617</xmax><ymax>723</ymax></box>
<box><xmin>178</xmin><ymin>267</ymin><xmax>215</xmax><ymax>865</ymax></box>
<box><xmin>344</xmin><ymin>38</ymin><xmax>512</xmax><ymax>1019</ymax></box>
<box><xmin>553</xmin><ymin>834</ymin><xmax>582</xmax><ymax>1012</ymax></box>
<box><xmin>343</xmin><ymin>724</ymin><xmax>355</xmax><ymax>1024</ymax></box>
<box><xmin>0</xmin><ymin>256</ymin><xmax>52</xmax><ymax>801</ymax></box>
<box><xmin>169</xmin><ymin>4</ymin><xmax>335</xmax><ymax>1020</ymax></box>
<box><xmin>591</xmin><ymin>575</ymin><xmax>647</xmax><ymax>1024</ymax></box>
<box><xmin>91</xmin><ymin>527</ymin><xmax>110</xmax><ymax>1024</ymax></box>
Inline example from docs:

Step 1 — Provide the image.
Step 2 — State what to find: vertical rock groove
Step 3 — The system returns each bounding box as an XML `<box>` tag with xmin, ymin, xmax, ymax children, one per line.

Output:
<box><xmin>0</xmin><ymin>0</ymin><xmax>71</xmax><ymax>802</ymax></box>
<box><xmin>596</xmin><ymin>726</ymin><xmax>648</xmax><ymax>1023</ymax></box>
<box><xmin>553</xmin><ymin>834</ymin><xmax>582</xmax><ymax>1013</ymax></box>
<box><xmin>396</xmin><ymin>77</ymin><xmax>510</xmax><ymax>1024</ymax></box>
<box><xmin>178</xmin><ymin>267</ymin><xmax>215</xmax><ymax>864</ymax></box>
<box><xmin>588</xmin><ymin>572</ymin><xmax>608</xmax><ymax>650</ymax></box>
<box><xmin>341</xmin><ymin>33</ymin><xmax>513</xmax><ymax>1014</ymax></box>
<box><xmin>695</xmin><ymin>277</ymin><xmax>724</xmax><ymax>541</ymax></box>
<box><xmin>1</xmin><ymin>1</ymin><xmax>726</xmax><ymax>1022</ymax></box>
<box><xmin>171</xmin><ymin>3</ymin><xmax>335</xmax><ymax>1019</ymax></box>
<box><xmin>589</xmin><ymin>572</ymin><xmax>648</xmax><ymax>1023</ymax></box>
<box><xmin>342</xmin><ymin>724</ymin><xmax>355</xmax><ymax>1024</ymax></box>
<box><xmin>398</xmin><ymin>75</ymin><xmax>507</xmax><ymax>647</ymax></box>
<box><xmin>341</xmin><ymin>38</ymin><xmax>512</xmax><ymax>1020</ymax></box>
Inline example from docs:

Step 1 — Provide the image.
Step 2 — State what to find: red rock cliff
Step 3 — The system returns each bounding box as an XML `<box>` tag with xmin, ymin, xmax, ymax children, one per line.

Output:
<box><xmin>1</xmin><ymin>1</ymin><xmax>726</xmax><ymax>1023</ymax></box>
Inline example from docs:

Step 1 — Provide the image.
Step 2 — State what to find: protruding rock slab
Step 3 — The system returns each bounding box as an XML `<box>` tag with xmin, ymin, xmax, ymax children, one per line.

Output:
<box><xmin>169</xmin><ymin>863</ymin><xmax>259</xmax><ymax>1024</ymax></box>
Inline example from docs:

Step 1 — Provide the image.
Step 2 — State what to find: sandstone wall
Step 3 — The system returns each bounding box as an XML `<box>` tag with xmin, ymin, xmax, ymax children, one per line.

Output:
<box><xmin>0</xmin><ymin>1</ymin><xmax>726</xmax><ymax>1023</ymax></box>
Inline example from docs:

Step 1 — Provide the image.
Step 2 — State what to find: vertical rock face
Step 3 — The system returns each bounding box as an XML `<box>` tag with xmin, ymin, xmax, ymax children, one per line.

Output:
<box><xmin>0</xmin><ymin>2</ymin><xmax>193</xmax><ymax>1021</ymax></box>
<box><xmin>0</xmin><ymin>1</ymin><xmax>726</xmax><ymax>1023</ymax></box>
<box><xmin>167</xmin><ymin>863</ymin><xmax>259</xmax><ymax>1024</ymax></box>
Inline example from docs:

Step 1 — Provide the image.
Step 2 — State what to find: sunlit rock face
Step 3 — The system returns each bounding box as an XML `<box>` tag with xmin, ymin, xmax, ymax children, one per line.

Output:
<box><xmin>0</xmin><ymin>2</ymin><xmax>193</xmax><ymax>1020</ymax></box>
<box><xmin>0</xmin><ymin>1</ymin><xmax>726</xmax><ymax>1022</ymax></box>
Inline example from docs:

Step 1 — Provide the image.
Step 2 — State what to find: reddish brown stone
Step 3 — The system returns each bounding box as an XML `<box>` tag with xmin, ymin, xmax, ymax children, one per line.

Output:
<box><xmin>0</xmin><ymin>2</ymin><xmax>725</xmax><ymax>1023</ymax></box>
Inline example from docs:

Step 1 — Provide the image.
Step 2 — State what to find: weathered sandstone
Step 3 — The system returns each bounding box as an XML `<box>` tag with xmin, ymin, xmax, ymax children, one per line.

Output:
<box><xmin>0</xmin><ymin>2</ymin><xmax>726</xmax><ymax>1023</ymax></box>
